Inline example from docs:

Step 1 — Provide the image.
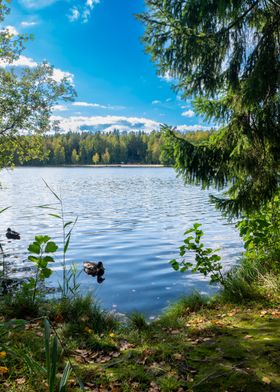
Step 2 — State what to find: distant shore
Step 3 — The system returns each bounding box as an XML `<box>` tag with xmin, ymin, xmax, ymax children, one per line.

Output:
<box><xmin>20</xmin><ymin>164</ymin><xmax>166</xmax><ymax>168</ymax></box>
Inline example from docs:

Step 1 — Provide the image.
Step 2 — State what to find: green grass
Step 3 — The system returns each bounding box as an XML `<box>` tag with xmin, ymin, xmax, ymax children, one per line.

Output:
<box><xmin>1</xmin><ymin>261</ymin><xmax>280</xmax><ymax>392</ymax></box>
<box><xmin>2</xmin><ymin>293</ymin><xmax>279</xmax><ymax>391</ymax></box>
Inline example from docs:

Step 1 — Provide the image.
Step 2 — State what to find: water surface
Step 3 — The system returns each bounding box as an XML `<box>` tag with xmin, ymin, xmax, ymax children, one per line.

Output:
<box><xmin>0</xmin><ymin>167</ymin><xmax>243</xmax><ymax>316</ymax></box>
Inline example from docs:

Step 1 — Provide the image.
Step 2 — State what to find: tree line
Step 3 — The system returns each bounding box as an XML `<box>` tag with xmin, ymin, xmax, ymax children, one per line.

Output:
<box><xmin>17</xmin><ymin>130</ymin><xmax>211</xmax><ymax>166</ymax></box>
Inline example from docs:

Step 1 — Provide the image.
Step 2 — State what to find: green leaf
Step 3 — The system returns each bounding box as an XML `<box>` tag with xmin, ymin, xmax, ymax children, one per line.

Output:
<box><xmin>183</xmin><ymin>236</ymin><xmax>194</xmax><ymax>244</ymax></box>
<box><xmin>64</xmin><ymin>235</ymin><xmax>71</xmax><ymax>254</ymax></box>
<box><xmin>50</xmin><ymin>336</ymin><xmax>59</xmax><ymax>391</ymax></box>
<box><xmin>35</xmin><ymin>235</ymin><xmax>51</xmax><ymax>244</ymax></box>
<box><xmin>28</xmin><ymin>243</ymin><xmax>41</xmax><ymax>254</ymax></box>
<box><xmin>169</xmin><ymin>259</ymin><xmax>179</xmax><ymax>270</ymax></box>
<box><xmin>179</xmin><ymin>245</ymin><xmax>185</xmax><ymax>256</ymax></box>
<box><xmin>28</xmin><ymin>255</ymin><xmax>39</xmax><ymax>263</ymax></box>
<box><xmin>44</xmin><ymin>318</ymin><xmax>51</xmax><ymax>376</ymax></box>
<box><xmin>39</xmin><ymin>268</ymin><xmax>52</xmax><ymax>279</ymax></box>
<box><xmin>38</xmin><ymin>258</ymin><xmax>48</xmax><ymax>269</ymax></box>
<box><xmin>59</xmin><ymin>362</ymin><xmax>72</xmax><ymax>392</ymax></box>
<box><xmin>63</xmin><ymin>221</ymin><xmax>73</xmax><ymax>229</ymax></box>
<box><xmin>44</xmin><ymin>256</ymin><xmax>55</xmax><ymax>263</ymax></box>
<box><xmin>184</xmin><ymin>228</ymin><xmax>195</xmax><ymax>235</ymax></box>
<box><xmin>45</xmin><ymin>241</ymin><xmax>58</xmax><ymax>253</ymax></box>
<box><xmin>49</xmin><ymin>213</ymin><xmax>62</xmax><ymax>219</ymax></box>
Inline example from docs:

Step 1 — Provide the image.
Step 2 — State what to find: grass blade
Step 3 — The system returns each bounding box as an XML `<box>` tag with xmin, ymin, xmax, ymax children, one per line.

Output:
<box><xmin>0</xmin><ymin>206</ymin><xmax>10</xmax><ymax>214</ymax></box>
<box><xmin>49</xmin><ymin>213</ymin><xmax>62</xmax><ymax>219</ymax></box>
<box><xmin>59</xmin><ymin>362</ymin><xmax>72</xmax><ymax>392</ymax></box>
<box><xmin>44</xmin><ymin>318</ymin><xmax>51</xmax><ymax>379</ymax></box>
<box><xmin>50</xmin><ymin>336</ymin><xmax>58</xmax><ymax>391</ymax></box>
<box><xmin>42</xmin><ymin>179</ymin><xmax>61</xmax><ymax>202</ymax></box>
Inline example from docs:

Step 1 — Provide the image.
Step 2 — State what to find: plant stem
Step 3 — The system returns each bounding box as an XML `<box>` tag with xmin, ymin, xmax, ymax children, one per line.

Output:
<box><xmin>32</xmin><ymin>249</ymin><xmax>42</xmax><ymax>304</ymax></box>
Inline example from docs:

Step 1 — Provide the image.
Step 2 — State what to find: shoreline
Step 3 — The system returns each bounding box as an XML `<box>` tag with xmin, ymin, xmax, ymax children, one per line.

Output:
<box><xmin>17</xmin><ymin>164</ymin><xmax>166</xmax><ymax>168</ymax></box>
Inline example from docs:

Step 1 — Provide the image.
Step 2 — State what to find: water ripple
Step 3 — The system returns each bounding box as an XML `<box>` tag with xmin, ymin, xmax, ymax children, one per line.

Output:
<box><xmin>0</xmin><ymin>167</ymin><xmax>243</xmax><ymax>316</ymax></box>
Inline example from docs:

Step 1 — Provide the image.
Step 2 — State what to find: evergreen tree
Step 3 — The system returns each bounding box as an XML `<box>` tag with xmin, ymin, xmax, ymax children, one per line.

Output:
<box><xmin>138</xmin><ymin>0</ymin><xmax>280</xmax><ymax>216</ymax></box>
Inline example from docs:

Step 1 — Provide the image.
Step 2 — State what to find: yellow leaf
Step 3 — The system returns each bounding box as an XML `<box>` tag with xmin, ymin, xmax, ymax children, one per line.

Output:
<box><xmin>262</xmin><ymin>376</ymin><xmax>271</xmax><ymax>384</ymax></box>
<box><xmin>84</xmin><ymin>326</ymin><xmax>93</xmax><ymax>334</ymax></box>
<box><xmin>0</xmin><ymin>366</ymin><xmax>8</xmax><ymax>374</ymax></box>
<box><xmin>0</xmin><ymin>352</ymin><xmax>7</xmax><ymax>359</ymax></box>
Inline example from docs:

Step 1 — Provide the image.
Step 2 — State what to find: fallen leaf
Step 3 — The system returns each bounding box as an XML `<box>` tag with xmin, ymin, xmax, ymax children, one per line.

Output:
<box><xmin>111</xmin><ymin>352</ymin><xmax>121</xmax><ymax>358</ymax></box>
<box><xmin>262</xmin><ymin>376</ymin><xmax>271</xmax><ymax>384</ymax></box>
<box><xmin>119</xmin><ymin>341</ymin><xmax>136</xmax><ymax>351</ymax></box>
<box><xmin>171</xmin><ymin>329</ymin><xmax>180</xmax><ymax>334</ymax></box>
<box><xmin>16</xmin><ymin>378</ymin><xmax>26</xmax><ymax>385</ymax></box>
<box><xmin>173</xmin><ymin>353</ymin><xmax>183</xmax><ymax>360</ymax></box>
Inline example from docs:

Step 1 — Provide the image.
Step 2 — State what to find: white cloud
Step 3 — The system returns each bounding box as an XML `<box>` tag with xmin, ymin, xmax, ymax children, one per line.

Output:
<box><xmin>73</xmin><ymin>101</ymin><xmax>107</xmax><ymax>109</ymax></box>
<box><xmin>72</xmin><ymin>101</ymin><xmax>125</xmax><ymax>110</ymax></box>
<box><xmin>0</xmin><ymin>55</ymin><xmax>74</xmax><ymax>84</ymax></box>
<box><xmin>69</xmin><ymin>0</ymin><xmax>101</xmax><ymax>23</ymax></box>
<box><xmin>50</xmin><ymin>115</ymin><xmax>160</xmax><ymax>133</ymax></box>
<box><xmin>1</xmin><ymin>25</ymin><xmax>19</xmax><ymax>35</ymax></box>
<box><xmin>182</xmin><ymin>110</ymin><xmax>195</xmax><ymax>118</ymax></box>
<box><xmin>52</xmin><ymin>67</ymin><xmax>74</xmax><ymax>83</ymax></box>
<box><xmin>19</xmin><ymin>0</ymin><xmax>58</xmax><ymax>9</ymax></box>
<box><xmin>0</xmin><ymin>55</ymin><xmax>37</xmax><ymax>68</ymax></box>
<box><xmin>82</xmin><ymin>8</ymin><xmax>91</xmax><ymax>23</ymax></box>
<box><xmin>49</xmin><ymin>115</ymin><xmax>213</xmax><ymax>134</ymax></box>
<box><xmin>20</xmin><ymin>21</ymin><xmax>38</xmax><ymax>27</ymax></box>
<box><xmin>152</xmin><ymin>100</ymin><xmax>161</xmax><ymax>105</ymax></box>
<box><xmin>86</xmin><ymin>0</ymin><xmax>100</xmax><ymax>7</ymax></box>
<box><xmin>68</xmin><ymin>7</ymin><xmax>80</xmax><ymax>22</ymax></box>
<box><xmin>177</xmin><ymin>124</ymin><xmax>211</xmax><ymax>132</ymax></box>
<box><xmin>52</xmin><ymin>105</ymin><xmax>68</xmax><ymax>112</ymax></box>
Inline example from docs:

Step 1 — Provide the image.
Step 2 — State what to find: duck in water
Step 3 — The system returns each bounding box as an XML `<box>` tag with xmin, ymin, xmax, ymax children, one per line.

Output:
<box><xmin>83</xmin><ymin>261</ymin><xmax>105</xmax><ymax>283</ymax></box>
<box><xmin>6</xmin><ymin>228</ymin><xmax>20</xmax><ymax>240</ymax></box>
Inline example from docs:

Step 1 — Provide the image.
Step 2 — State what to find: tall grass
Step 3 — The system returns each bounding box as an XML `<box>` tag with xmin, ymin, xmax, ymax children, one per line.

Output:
<box><xmin>220</xmin><ymin>255</ymin><xmax>280</xmax><ymax>303</ymax></box>
<box><xmin>49</xmin><ymin>295</ymin><xmax>118</xmax><ymax>335</ymax></box>
<box><xmin>40</xmin><ymin>180</ymin><xmax>78</xmax><ymax>298</ymax></box>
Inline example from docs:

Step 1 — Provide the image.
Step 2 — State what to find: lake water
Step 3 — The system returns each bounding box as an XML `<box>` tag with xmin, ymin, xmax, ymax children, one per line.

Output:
<box><xmin>0</xmin><ymin>167</ymin><xmax>243</xmax><ymax>317</ymax></box>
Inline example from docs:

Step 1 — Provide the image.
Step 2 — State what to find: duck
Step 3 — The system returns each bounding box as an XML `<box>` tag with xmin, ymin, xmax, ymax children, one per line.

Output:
<box><xmin>97</xmin><ymin>275</ymin><xmax>105</xmax><ymax>284</ymax></box>
<box><xmin>83</xmin><ymin>261</ymin><xmax>105</xmax><ymax>277</ymax></box>
<box><xmin>6</xmin><ymin>228</ymin><xmax>20</xmax><ymax>240</ymax></box>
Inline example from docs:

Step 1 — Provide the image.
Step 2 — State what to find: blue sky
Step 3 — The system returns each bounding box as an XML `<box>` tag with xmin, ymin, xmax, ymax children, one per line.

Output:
<box><xmin>1</xmin><ymin>0</ymin><xmax>210</xmax><ymax>133</ymax></box>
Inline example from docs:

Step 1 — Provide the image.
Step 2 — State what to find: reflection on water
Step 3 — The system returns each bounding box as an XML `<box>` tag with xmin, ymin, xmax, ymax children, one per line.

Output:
<box><xmin>0</xmin><ymin>167</ymin><xmax>243</xmax><ymax>316</ymax></box>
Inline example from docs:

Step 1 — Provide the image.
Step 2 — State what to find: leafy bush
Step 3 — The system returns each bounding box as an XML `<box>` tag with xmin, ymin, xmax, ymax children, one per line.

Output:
<box><xmin>170</xmin><ymin>223</ymin><xmax>224</xmax><ymax>284</ymax></box>
<box><xmin>237</xmin><ymin>194</ymin><xmax>280</xmax><ymax>263</ymax></box>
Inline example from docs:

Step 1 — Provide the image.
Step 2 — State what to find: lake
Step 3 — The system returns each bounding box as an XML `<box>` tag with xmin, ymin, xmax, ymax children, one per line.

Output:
<box><xmin>0</xmin><ymin>167</ymin><xmax>243</xmax><ymax>317</ymax></box>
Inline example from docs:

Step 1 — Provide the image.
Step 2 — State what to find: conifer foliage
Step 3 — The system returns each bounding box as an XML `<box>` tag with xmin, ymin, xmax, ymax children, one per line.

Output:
<box><xmin>139</xmin><ymin>0</ymin><xmax>280</xmax><ymax>216</ymax></box>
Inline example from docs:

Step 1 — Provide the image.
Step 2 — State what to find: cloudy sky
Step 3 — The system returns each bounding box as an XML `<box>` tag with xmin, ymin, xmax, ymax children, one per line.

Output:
<box><xmin>1</xmin><ymin>0</ymin><xmax>211</xmax><ymax>133</ymax></box>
